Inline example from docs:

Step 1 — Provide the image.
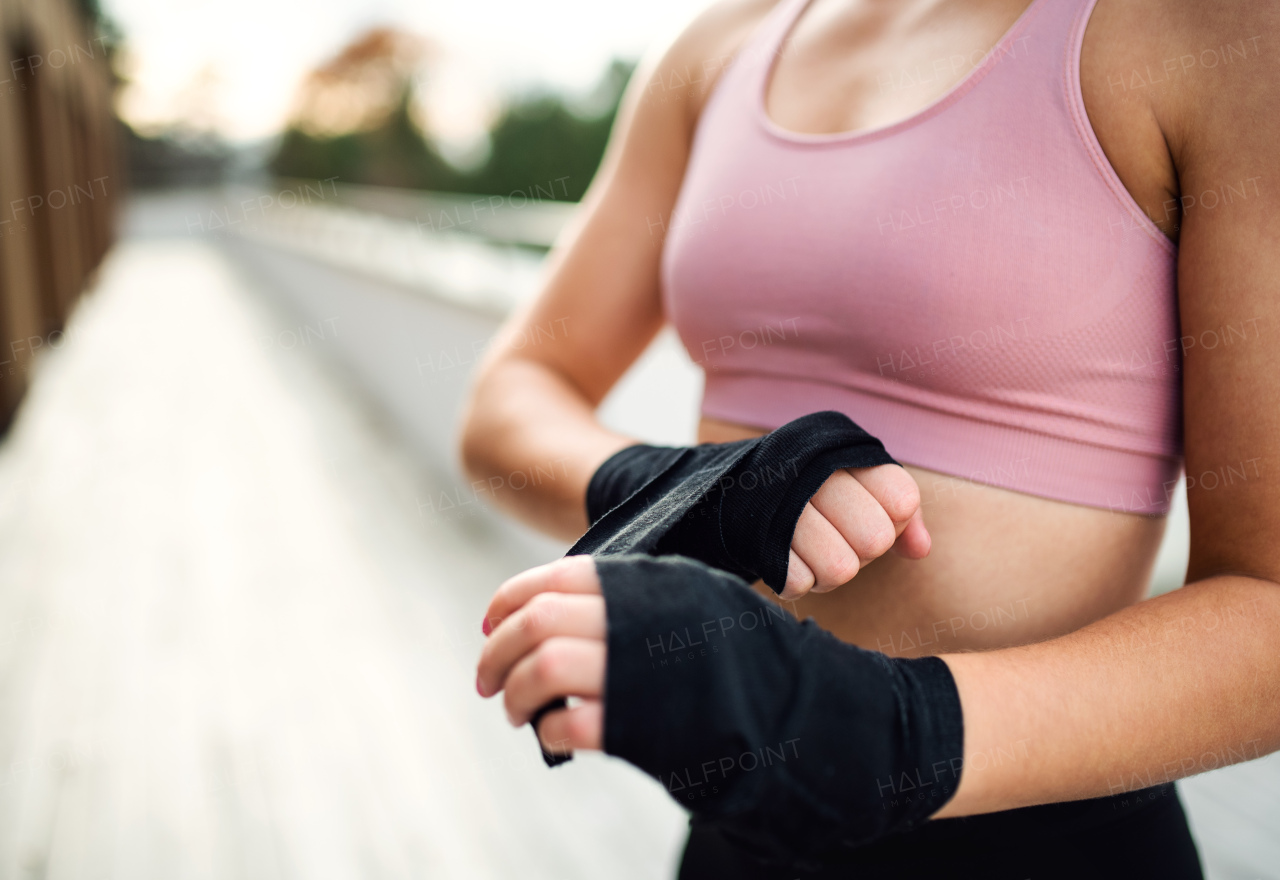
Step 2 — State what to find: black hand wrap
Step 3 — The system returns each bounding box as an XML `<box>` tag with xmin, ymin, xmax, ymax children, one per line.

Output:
<box><xmin>598</xmin><ymin>554</ymin><xmax>964</xmax><ymax>870</ymax></box>
<box><xmin>574</xmin><ymin>410</ymin><xmax>898</xmax><ymax>593</ymax></box>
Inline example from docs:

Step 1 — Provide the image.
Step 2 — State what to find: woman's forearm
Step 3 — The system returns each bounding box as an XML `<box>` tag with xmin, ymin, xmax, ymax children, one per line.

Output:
<box><xmin>460</xmin><ymin>354</ymin><xmax>636</xmax><ymax>541</ymax></box>
<box><xmin>934</xmin><ymin>574</ymin><xmax>1280</xmax><ymax>818</ymax></box>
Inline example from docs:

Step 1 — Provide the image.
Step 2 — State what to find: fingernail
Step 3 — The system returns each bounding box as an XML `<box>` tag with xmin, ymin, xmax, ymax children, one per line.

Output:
<box><xmin>476</xmin><ymin>674</ymin><xmax>486</xmax><ymax>697</ymax></box>
<box><xmin>481</xmin><ymin>616</ymin><xmax>491</xmax><ymax>636</ymax></box>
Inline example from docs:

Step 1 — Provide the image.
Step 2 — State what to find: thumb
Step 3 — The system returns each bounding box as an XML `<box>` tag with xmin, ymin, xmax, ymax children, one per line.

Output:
<box><xmin>892</xmin><ymin>507</ymin><xmax>931</xmax><ymax>559</ymax></box>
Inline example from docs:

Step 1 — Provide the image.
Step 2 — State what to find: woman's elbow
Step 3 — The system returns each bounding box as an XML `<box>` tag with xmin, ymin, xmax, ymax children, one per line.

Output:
<box><xmin>457</xmin><ymin>365</ymin><xmax>502</xmax><ymax>484</ymax></box>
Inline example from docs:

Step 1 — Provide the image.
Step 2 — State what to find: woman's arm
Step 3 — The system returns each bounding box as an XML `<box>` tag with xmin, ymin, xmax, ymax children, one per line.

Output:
<box><xmin>936</xmin><ymin>576</ymin><xmax>1280</xmax><ymax>816</ymax></box>
<box><xmin>459</xmin><ymin>0</ymin><xmax>930</xmax><ymax>593</ymax></box>
<box><xmin>458</xmin><ymin>3</ymin><xmax>769</xmax><ymax>542</ymax></box>
<box><xmin>936</xmin><ymin>13</ymin><xmax>1280</xmax><ymax>814</ymax></box>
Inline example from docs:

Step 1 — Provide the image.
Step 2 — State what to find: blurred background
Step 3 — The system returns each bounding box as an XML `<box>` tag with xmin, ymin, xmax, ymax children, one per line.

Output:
<box><xmin>0</xmin><ymin>0</ymin><xmax>1274</xmax><ymax>877</ymax></box>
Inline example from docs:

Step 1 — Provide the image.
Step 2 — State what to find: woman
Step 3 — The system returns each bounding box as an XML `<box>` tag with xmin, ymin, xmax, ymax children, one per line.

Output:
<box><xmin>463</xmin><ymin>0</ymin><xmax>1279</xmax><ymax>875</ymax></box>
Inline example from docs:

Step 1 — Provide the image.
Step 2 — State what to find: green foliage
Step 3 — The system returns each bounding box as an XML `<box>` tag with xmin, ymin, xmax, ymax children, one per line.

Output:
<box><xmin>468</xmin><ymin>95</ymin><xmax>610</xmax><ymax>201</ymax></box>
<box><xmin>271</xmin><ymin>88</ymin><xmax>463</xmax><ymax>190</ymax></box>
<box><xmin>72</xmin><ymin>0</ymin><xmax>105</xmax><ymax>24</ymax></box>
<box><xmin>122</xmin><ymin>121</ymin><xmax>232</xmax><ymax>189</ymax></box>
<box><xmin>72</xmin><ymin>0</ymin><xmax>123</xmax><ymax>49</ymax></box>
<box><xmin>269</xmin><ymin>59</ymin><xmax>635</xmax><ymax>202</ymax></box>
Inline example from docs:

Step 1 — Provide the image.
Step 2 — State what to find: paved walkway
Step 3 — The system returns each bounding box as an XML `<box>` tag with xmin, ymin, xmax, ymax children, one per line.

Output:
<box><xmin>0</xmin><ymin>234</ymin><xmax>685</xmax><ymax>879</ymax></box>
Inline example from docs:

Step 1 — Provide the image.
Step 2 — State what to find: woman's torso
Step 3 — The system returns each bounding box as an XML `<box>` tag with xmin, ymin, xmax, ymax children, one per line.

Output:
<box><xmin>674</xmin><ymin>0</ymin><xmax>1191</xmax><ymax>652</ymax></box>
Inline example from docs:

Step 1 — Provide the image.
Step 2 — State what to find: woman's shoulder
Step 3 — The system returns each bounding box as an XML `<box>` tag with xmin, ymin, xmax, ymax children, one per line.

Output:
<box><xmin>642</xmin><ymin>0</ymin><xmax>785</xmax><ymax>129</ymax></box>
<box><xmin>1088</xmin><ymin>0</ymin><xmax>1275</xmax><ymax>158</ymax></box>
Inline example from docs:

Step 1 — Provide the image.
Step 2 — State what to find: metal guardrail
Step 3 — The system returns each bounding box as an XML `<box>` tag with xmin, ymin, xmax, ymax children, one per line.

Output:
<box><xmin>215</xmin><ymin>181</ymin><xmax>573</xmax><ymax>318</ymax></box>
<box><xmin>309</xmin><ymin>180</ymin><xmax>579</xmax><ymax>249</ymax></box>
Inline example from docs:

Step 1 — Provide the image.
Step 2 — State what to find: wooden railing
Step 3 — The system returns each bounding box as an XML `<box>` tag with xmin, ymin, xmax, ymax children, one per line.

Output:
<box><xmin>0</xmin><ymin>0</ymin><xmax>118</xmax><ymax>428</ymax></box>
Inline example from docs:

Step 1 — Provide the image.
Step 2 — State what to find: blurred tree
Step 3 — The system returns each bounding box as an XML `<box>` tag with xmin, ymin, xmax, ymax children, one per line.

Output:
<box><xmin>467</xmin><ymin>59</ymin><xmax>632</xmax><ymax>201</ymax></box>
<box><xmin>270</xmin><ymin>28</ymin><xmax>460</xmax><ymax>190</ymax></box>
<box><xmin>72</xmin><ymin>0</ymin><xmax>108</xmax><ymax>30</ymax></box>
<box><xmin>269</xmin><ymin>28</ymin><xmax>634</xmax><ymax>202</ymax></box>
<box><xmin>122</xmin><ymin>64</ymin><xmax>235</xmax><ymax>188</ymax></box>
<box><xmin>72</xmin><ymin>0</ymin><xmax>221</xmax><ymax>191</ymax></box>
<box><xmin>271</xmin><ymin>88</ymin><xmax>461</xmax><ymax>190</ymax></box>
<box><xmin>121</xmin><ymin>123</ymin><xmax>232</xmax><ymax>188</ymax></box>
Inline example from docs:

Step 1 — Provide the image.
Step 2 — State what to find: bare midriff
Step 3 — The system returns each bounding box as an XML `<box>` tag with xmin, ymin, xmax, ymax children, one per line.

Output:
<box><xmin>698</xmin><ymin>415</ymin><xmax>1168</xmax><ymax>657</ymax></box>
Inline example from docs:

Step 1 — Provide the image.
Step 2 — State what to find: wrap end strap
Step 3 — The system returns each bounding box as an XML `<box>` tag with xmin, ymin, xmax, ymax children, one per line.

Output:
<box><xmin>552</xmin><ymin>412</ymin><xmax>901</xmax><ymax>769</ymax></box>
<box><xmin>575</xmin><ymin>412</ymin><xmax>899</xmax><ymax>591</ymax></box>
<box><xmin>585</xmin><ymin>444</ymin><xmax>687</xmax><ymax>527</ymax></box>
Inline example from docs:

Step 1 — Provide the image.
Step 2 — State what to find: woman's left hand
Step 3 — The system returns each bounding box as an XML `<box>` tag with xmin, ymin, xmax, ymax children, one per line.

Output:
<box><xmin>476</xmin><ymin>555</ymin><xmax>606</xmax><ymax>755</ymax></box>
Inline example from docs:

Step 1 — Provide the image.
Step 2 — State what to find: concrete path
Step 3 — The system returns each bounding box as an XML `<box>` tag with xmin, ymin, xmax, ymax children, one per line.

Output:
<box><xmin>0</xmin><ymin>228</ymin><xmax>686</xmax><ymax>879</ymax></box>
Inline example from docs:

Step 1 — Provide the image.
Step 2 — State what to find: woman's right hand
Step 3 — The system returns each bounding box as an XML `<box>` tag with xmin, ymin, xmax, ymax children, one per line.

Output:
<box><xmin>578</xmin><ymin>413</ymin><xmax>933</xmax><ymax>601</ymax></box>
<box><xmin>786</xmin><ymin>463</ymin><xmax>930</xmax><ymax>599</ymax></box>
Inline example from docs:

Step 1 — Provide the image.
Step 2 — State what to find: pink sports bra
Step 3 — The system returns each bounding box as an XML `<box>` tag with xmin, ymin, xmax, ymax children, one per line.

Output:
<box><xmin>661</xmin><ymin>0</ymin><xmax>1183</xmax><ymax>515</ymax></box>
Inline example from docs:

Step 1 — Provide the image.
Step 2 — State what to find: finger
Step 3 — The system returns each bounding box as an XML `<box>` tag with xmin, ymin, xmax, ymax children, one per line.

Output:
<box><xmin>847</xmin><ymin>463</ymin><xmax>923</xmax><ymax>531</ymax></box>
<box><xmin>535</xmin><ymin>698</ymin><xmax>604</xmax><ymax>754</ymax></box>
<box><xmin>778</xmin><ymin>549</ymin><xmax>816</xmax><ymax>600</ymax></box>
<box><xmin>892</xmin><ymin>507</ymin><xmax>932</xmax><ymax>559</ymax></box>
<box><xmin>504</xmin><ymin>637</ymin><xmax>605</xmax><ymax>726</ymax></box>
<box><xmin>791</xmin><ymin>501</ymin><xmax>861</xmax><ymax>591</ymax></box>
<box><xmin>477</xmin><ymin>592</ymin><xmax>605</xmax><ymax>697</ymax></box>
<box><xmin>809</xmin><ymin>470</ymin><xmax>897</xmax><ymax>567</ymax></box>
<box><xmin>483</xmin><ymin>555</ymin><xmax>600</xmax><ymax>635</ymax></box>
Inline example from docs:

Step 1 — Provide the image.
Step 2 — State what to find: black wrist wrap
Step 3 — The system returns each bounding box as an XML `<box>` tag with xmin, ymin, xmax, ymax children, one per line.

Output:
<box><xmin>597</xmin><ymin>555</ymin><xmax>964</xmax><ymax>870</ymax></box>
<box><xmin>575</xmin><ymin>411</ymin><xmax>897</xmax><ymax>593</ymax></box>
<box><xmin>585</xmin><ymin>444</ymin><xmax>687</xmax><ymax>526</ymax></box>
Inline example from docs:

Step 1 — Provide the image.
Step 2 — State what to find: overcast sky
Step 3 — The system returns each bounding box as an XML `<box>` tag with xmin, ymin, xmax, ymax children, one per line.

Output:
<box><xmin>103</xmin><ymin>0</ymin><xmax>714</xmax><ymax>142</ymax></box>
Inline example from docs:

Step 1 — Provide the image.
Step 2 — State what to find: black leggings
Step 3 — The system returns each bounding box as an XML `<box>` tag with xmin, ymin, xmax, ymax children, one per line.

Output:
<box><xmin>678</xmin><ymin>784</ymin><xmax>1203</xmax><ymax>879</ymax></box>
